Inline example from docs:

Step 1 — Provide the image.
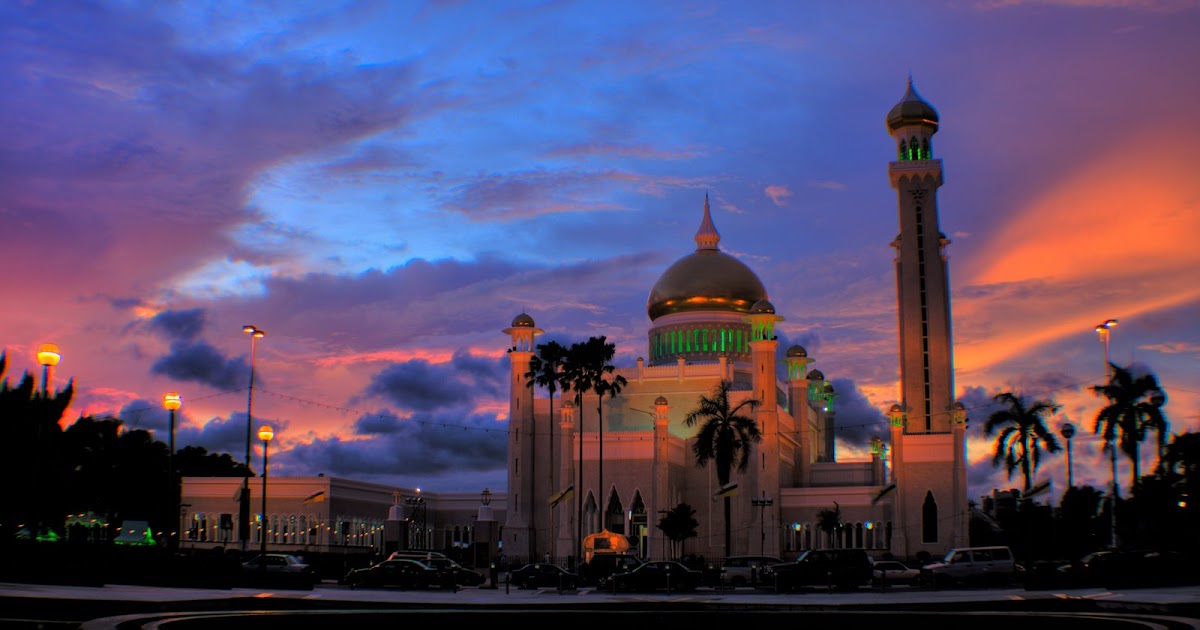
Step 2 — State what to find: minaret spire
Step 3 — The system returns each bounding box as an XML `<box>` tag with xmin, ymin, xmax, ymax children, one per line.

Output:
<box><xmin>694</xmin><ymin>192</ymin><xmax>720</xmax><ymax>251</ymax></box>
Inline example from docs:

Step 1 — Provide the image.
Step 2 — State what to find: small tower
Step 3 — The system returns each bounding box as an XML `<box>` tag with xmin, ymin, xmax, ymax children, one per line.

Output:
<box><xmin>746</xmin><ymin>299</ymin><xmax>782</xmax><ymax>556</ymax></box>
<box><xmin>786</xmin><ymin>346</ymin><xmax>815</xmax><ymax>486</ymax></box>
<box><xmin>502</xmin><ymin>312</ymin><xmax>543</xmax><ymax>559</ymax></box>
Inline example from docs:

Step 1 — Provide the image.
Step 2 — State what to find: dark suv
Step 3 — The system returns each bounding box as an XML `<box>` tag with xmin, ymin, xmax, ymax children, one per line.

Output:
<box><xmin>579</xmin><ymin>553</ymin><xmax>644</xmax><ymax>586</ymax></box>
<box><xmin>763</xmin><ymin>549</ymin><xmax>873</xmax><ymax>592</ymax></box>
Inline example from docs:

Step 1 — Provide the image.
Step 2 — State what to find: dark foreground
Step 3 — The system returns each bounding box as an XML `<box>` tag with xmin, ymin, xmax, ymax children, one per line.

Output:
<box><xmin>2</xmin><ymin>579</ymin><xmax>1199</xmax><ymax>630</ymax></box>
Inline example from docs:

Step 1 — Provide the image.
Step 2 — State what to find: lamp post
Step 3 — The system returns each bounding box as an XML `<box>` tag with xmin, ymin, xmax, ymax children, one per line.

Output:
<box><xmin>37</xmin><ymin>343</ymin><xmax>60</xmax><ymax>397</ymax></box>
<box><xmin>751</xmin><ymin>492</ymin><xmax>773</xmax><ymax>556</ymax></box>
<box><xmin>1094</xmin><ymin>318</ymin><xmax>1118</xmax><ymax>548</ymax></box>
<box><xmin>241</xmin><ymin>325</ymin><xmax>265</xmax><ymax>552</ymax></box>
<box><xmin>405</xmin><ymin>492</ymin><xmax>426</xmax><ymax>549</ymax></box>
<box><xmin>164</xmin><ymin>393</ymin><xmax>182</xmax><ymax>552</ymax></box>
<box><xmin>258</xmin><ymin>425</ymin><xmax>273</xmax><ymax>566</ymax></box>
<box><xmin>1060</xmin><ymin>422</ymin><xmax>1075</xmax><ymax>489</ymax></box>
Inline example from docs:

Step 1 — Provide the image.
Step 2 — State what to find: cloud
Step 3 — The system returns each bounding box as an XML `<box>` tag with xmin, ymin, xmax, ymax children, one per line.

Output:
<box><xmin>362</xmin><ymin>349</ymin><xmax>506</xmax><ymax>413</ymax></box>
<box><xmin>148</xmin><ymin>308</ymin><xmax>207</xmax><ymax>342</ymax></box>
<box><xmin>764</xmin><ymin>185</ymin><xmax>793</xmax><ymax>206</ymax></box>
<box><xmin>810</xmin><ymin>180</ymin><xmax>848</xmax><ymax>191</ymax></box>
<box><xmin>151</xmin><ymin>341</ymin><xmax>248</xmax><ymax>391</ymax></box>
<box><xmin>827</xmin><ymin>378</ymin><xmax>888</xmax><ymax>447</ymax></box>
<box><xmin>1141</xmin><ymin>341</ymin><xmax>1200</xmax><ymax>356</ymax></box>
<box><xmin>280</xmin><ymin>410</ymin><xmax>507</xmax><ymax>477</ymax></box>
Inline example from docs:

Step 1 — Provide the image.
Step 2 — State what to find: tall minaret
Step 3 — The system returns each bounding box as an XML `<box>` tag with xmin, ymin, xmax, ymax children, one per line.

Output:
<box><xmin>886</xmin><ymin>78</ymin><xmax>968</xmax><ymax>556</ymax></box>
<box><xmin>503</xmin><ymin>312</ymin><xmax>543</xmax><ymax>559</ymax></box>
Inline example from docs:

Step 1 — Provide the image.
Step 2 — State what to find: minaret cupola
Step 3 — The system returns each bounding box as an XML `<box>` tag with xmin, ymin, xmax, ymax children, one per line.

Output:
<box><xmin>887</xmin><ymin>77</ymin><xmax>940</xmax><ymax>162</ymax></box>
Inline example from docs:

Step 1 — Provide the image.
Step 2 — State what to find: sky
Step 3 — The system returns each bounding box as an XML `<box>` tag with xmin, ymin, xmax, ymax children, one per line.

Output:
<box><xmin>3</xmin><ymin>0</ymin><xmax>1198</xmax><ymax>506</ymax></box>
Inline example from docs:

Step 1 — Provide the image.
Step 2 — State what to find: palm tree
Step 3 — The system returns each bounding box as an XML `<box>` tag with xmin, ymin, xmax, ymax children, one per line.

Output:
<box><xmin>816</xmin><ymin>502</ymin><xmax>842</xmax><ymax>548</ymax></box>
<box><xmin>656</xmin><ymin>502</ymin><xmax>699</xmax><ymax>560</ymax></box>
<box><xmin>559</xmin><ymin>337</ymin><xmax>613</xmax><ymax>558</ymax></box>
<box><xmin>684</xmin><ymin>379</ymin><xmax>761</xmax><ymax>555</ymax></box>
<box><xmin>526</xmin><ymin>340</ymin><xmax>568</xmax><ymax>553</ymax></box>
<box><xmin>984</xmin><ymin>392</ymin><xmax>1062</xmax><ymax>495</ymax></box>
<box><xmin>1092</xmin><ymin>363</ymin><xmax>1169</xmax><ymax>491</ymax></box>
<box><xmin>573</xmin><ymin>336</ymin><xmax>625</xmax><ymax>532</ymax></box>
<box><xmin>560</xmin><ymin>341</ymin><xmax>589</xmax><ymax>562</ymax></box>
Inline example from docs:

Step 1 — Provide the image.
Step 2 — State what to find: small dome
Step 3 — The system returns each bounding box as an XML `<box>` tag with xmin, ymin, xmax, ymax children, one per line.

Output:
<box><xmin>510</xmin><ymin>313</ymin><xmax>536</xmax><ymax>328</ymax></box>
<box><xmin>951</xmin><ymin>401</ymin><xmax>966</xmax><ymax>411</ymax></box>
<box><xmin>807</xmin><ymin>369</ymin><xmax>825</xmax><ymax>381</ymax></box>
<box><xmin>561</xmin><ymin>400</ymin><xmax>575</xmax><ymax>409</ymax></box>
<box><xmin>886</xmin><ymin>78</ymin><xmax>939</xmax><ymax>133</ymax></box>
<box><xmin>786</xmin><ymin>345</ymin><xmax>807</xmax><ymax>358</ymax></box>
<box><xmin>654</xmin><ymin>395</ymin><xmax>669</xmax><ymax>406</ymax></box>
<box><xmin>750</xmin><ymin>299</ymin><xmax>776</xmax><ymax>314</ymax></box>
<box><xmin>888</xmin><ymin>403</ymin><xmax>903</xmax><ymax>414</ymax></box>
<box><xmin>823</xmin><ymin>382</ymin><xmax>835</xmax><ymax>393</ymax></box>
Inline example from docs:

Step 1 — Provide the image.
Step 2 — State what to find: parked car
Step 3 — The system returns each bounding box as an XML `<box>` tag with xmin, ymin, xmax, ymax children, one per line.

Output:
<box><xmin>871</xmin><ymin>559</ymin><xmax>921</xmax><ymax>585</ymax></box>
<box><xmin>721</xmin><ymin>555</ymin><xmax>784</xmax><ymax>587</ymax></box>
<box><xmin>578</xmin><ymin>553</ymin><xmax>644</xmax><ymax>586</ymax></box>
<box><xmin>763</xmin><ymin>549</ymin><xmax>873</xmax><ymax>592</ymax></box>
<box><xmin>343</xmin><ymin>558</ymin><xmax>457</xmax><ymax>590</ymax></box>
<box><xmin>919</xmin><ymin>546</ymin><xmax>1016</xmax><ymax>588</ymax></box>
<box><xmin>387</xmin><ymin>550</ymin><xmax>449</xmax><ymax>562</ymax></box>
<box><xmin>240</xmin><ymin>553</ymin><xmax>316</xmax><ymax>588</ymax></box>
<box><xmin>506</xmin><ymin>563</ymin><xmax>579</xmax><ymax>589</ymax></box>
<box><xmin>599</xmin><ymin>560</ymin><xmax>701</xmax><ymax>593</ymax></box>
<box><xmin>423</xmin><ymin>557</ymin><xmax>486</xmax><ymax>587</ymax></box>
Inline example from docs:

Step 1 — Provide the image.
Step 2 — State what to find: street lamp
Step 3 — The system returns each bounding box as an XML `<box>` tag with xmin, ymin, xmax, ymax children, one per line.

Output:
<box><xmin>258</xmin><ymin>425</ymin><xmax>274</xmax><ymax>566</ymax></box>
<box><xmin>164</xmin><ymin>393</ymin><xmax>182</xmax><ymax>552</ymax></box>
<box><xmin>240</xmin><ymin>325</ymin><xmax>265</xmax><ymax>552</ymax></box>
<box><xmin>1094</xmin><ymin>318</ymin><xmax>1118</xmax><ymax>548</ymax></box>
<box><xmin>751</xmin><ymin>493</ymin><xmax>773</xmax><ymax>556</ymax></box>
<box><xmin>405</xmin><ymin>492</ymin><xmax>426</xmax><ymax>549</ymax></box>
<box><xmin>37</xmin><ymin>343</ymin><xmax>60</xmax><ymax>397</ymax></box>
<box><xmin>1060</xmin><ymin>422</ymin><xmax>1075</xmax><ymax>488</ymax></box>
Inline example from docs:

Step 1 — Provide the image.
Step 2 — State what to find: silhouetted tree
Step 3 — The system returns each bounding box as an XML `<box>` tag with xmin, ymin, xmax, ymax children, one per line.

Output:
<box><xmin>984</xmin><ymin>392</ymin><xmax>1062</xmax><ymax>494</ymax></box>
<box><xmin>686</xmin><ymin>379</ymin><xmax>761</xmax><ymax>556</ymax></box>
<box><xmin>816</xmin><ymin>503</ymin><xmax>842</xmax><ymax>548</ymax></box>
<box><xmin>656</xmin><ymin>502</ymin><xmax>699</xmax><ymax>560</ymax></box>
<box><xmin>1092</xmin><ymin>363</ymin><xmax>1168</xmax><ymax>492</ymax></box>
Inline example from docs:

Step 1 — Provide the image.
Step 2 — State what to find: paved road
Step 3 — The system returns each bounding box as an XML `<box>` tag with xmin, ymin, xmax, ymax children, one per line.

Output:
<box><xmin>1</xmin><ymin>580</ymin><xmax>1198</xmax><ymax>629</ymax></box>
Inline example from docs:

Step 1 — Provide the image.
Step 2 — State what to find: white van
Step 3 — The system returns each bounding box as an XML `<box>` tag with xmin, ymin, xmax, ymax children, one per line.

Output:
<box><xmin>721</xmin><ymin>555</ymin><xmax>784</xmax><ymax>587</ymax></box>
<box><xmin>920</xmin><ymin>545</ymin><xmax>1016</xmax><ymax>587</ymax></box>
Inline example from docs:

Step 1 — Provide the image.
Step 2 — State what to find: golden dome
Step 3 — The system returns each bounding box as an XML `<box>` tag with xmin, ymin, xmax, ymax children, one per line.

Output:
<box><xmin>886</xmin><ymin>77</ymin><xmax>939</xmax><ymax>133</ymax></box>
<box><xmin>646</xmin><ymin>194</ymin><xmax>768</xmax><ymax>321</ymax></box>
<box><xmin>510</xmin><ymin>313</ymin><xmax>536</xmax><ymax>328</ymax></box>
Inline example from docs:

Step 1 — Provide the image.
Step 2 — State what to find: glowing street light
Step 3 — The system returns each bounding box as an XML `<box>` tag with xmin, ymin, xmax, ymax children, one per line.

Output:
<box><xmin>164</xmin><ymin>392</ymin><xmax>182</xmax><ymax>552</ymax></box>
<box><xmin>240</xmin><ymin>325</ymin><xmax>265</xmax><ymax>552</ymax></box>
<box><xmin>1094</xmin><ymin>318</ymin><xmax>1119</xmax><ymax>548</ymax></box>
<box><xmin>37</xmin><ymin>343</ymin><xmax>60</xmax><ymax>397</ymax></box>
<box><xmin>258</xmin><ymin>425</ymin><xmax>274</xmax><ymax>565</ymax></box>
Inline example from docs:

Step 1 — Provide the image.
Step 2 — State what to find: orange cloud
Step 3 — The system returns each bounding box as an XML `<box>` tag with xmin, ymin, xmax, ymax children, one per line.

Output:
<box><xmin>954</xmin><ymin>129</ymin><xmax>1200</xmax><ymax>375</ymax></box>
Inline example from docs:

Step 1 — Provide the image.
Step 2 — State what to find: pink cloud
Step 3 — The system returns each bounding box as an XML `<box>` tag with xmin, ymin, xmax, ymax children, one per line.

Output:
<box><xmin>764</xmin><ymin>185</ymin><xmax>793</xmax><ymax>206</ymax></box>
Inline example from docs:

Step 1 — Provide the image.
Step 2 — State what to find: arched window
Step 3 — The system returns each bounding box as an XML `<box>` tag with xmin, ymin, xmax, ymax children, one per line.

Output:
<box><xmin>899</xmin><ymin>139</ymin><xmax>907</xmax><ymax>161</ymax></box>
<box><xmin>922</xmin><ymin>491</ymin><xmax>938</xmax><ymax>543</ymax></box>
<box><xmin>921</xmin><ymin>138</ymin><xmax>931</xmax><ymax>159</ymax></box>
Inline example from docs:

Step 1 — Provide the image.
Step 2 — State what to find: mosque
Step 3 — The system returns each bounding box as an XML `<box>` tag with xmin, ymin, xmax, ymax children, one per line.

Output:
<box><xmin>501</xmin><ymin>79</ymin><xmax>969</xmax><ymax>564</ymax></box>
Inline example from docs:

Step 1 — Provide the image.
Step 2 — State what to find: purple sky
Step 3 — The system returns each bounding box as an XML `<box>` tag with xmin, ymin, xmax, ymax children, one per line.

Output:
<box><xmin>3</xmin><ymin>1</ymin><xmax>1199</xmax><ymax>504</ymax></box>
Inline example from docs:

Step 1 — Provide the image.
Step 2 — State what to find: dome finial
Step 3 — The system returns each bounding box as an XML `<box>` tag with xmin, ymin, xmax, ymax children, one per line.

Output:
<box><xmin>694</xmin><ymin>192</ymin><xmax>720</xmax><ymax>251</ymax></box>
